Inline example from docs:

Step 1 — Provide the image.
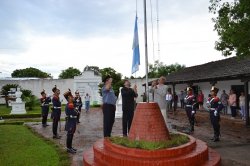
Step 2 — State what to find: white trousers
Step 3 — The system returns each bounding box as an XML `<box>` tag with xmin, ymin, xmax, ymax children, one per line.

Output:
<box><xmin>160</xmin><ymin>108</ymin><xmax>167</xmax><ymax>125</ymax></box>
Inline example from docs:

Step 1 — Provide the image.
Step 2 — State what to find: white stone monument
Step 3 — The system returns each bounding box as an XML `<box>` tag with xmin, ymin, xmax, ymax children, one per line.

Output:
<box><xmin>74</xmin><ymin>70</ymin><xmax>102</xmax><ymax>107</ymax></box>
<box><xmin>115</xmin><ymin>87</ymin><xmax>123</xmax><ymax>118</ymax></box>
<box><xmin>10</xmin><ymin>88</ymin><xmax>26</xmax><ymax>114</ymax></box>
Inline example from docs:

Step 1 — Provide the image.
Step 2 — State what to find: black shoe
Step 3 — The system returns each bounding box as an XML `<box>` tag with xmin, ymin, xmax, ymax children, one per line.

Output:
<box><xmin>213</xmin><ymin>138</ymin><xmax>220</xmax><ymax>142</ymax></box>
<box><xmin>46</xmin><ymin>124</ymin><xmax>49</xmax><ymax>126</ymax></box>
<box><xmin>77</xmin><ymin>121</ymin><xmax>80</xmax><ymax>124</ymax></box>
<box><xmin>71</xmin><ymin>147</ymin><xmax>77</xmax><ymax>152</ymax></box>
<box><xmin>67</xmin><ymin>148</ymin><xmax>76</xmax><ymax>154</ymax></box>
<box><xmin>210</xmin><ymin>137</ymin><xmax>215</xmax><ymax>140</ymax></box>
<box><xmin>42</xmin><ymin>124</ymin><xmax>46</xmax><ymax>127</ymax></box>
<box><xmin>53</xmin><ymin>135</ymin><xmax>61</xmax><ymax>139</ymax></box>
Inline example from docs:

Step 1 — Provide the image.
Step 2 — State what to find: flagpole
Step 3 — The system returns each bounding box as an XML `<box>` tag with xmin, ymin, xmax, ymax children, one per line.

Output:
<box><xmin>143</xmin><ymin>0</ymin><xmax>149</xmax><ymax>102</ymax></box>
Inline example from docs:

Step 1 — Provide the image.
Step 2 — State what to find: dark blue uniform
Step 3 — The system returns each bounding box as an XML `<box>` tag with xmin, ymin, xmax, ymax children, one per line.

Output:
<box><xmin>184</xmin><ymin>94</ymin><xmax>197</xmax><ymax>132</ymax></box>
<box><xmin>52</xmin><ymin>95</ymin><xmax>61</xmax><ymax>137</ymax></box>
<box><xmin>74</xmin><ymin>96</ymin><xmax>82</xmax><ymax>123</ymax></box>
<box><xmin>65</xmin><ymin>102</ymin><xmax>78</xmax><ymax>152</ymax></box>
<box><xmin>207</xmin><ymin>96</ymin><xmax>223</xmax><ymax>141</ymax></box>
<box><xmin>40</xmin><ymin>96</ymin><xmax>51</xmax><ymax>127</ymax></box>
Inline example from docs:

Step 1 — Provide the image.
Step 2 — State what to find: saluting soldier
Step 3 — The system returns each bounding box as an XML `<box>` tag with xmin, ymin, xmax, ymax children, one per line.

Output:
<box><xmin>206</xmin><ymin>86</ymin><xmax>223</xmax><ymax>142</ymax></box>
<box><xmin>51</xmin><ymin>85</ymin><xmax>62</xmax><ymax>139</ymax></box>
<box><xmin>64</xmin><ymin>90</ymin><xmax>78</xmax><ymax>154</ymax></box>
<box><xmin>184</xmin><ymin>87</ymin><xmax>197</xmax><ymax>132</ymax></box>
<box><xmin>74</xmin><ymin>91</ymin><xmax>82</xmax><ymax>123</ymax></box>
<box><xmin>40</xmin><ymin>89</ymin><xmax>51</xmax><ymax>127</ymax></box>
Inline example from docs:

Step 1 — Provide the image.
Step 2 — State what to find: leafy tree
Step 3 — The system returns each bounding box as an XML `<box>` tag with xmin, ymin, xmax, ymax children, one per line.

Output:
<box><xmin>11</xmin><ymin>67</ymin><xmax>51</xmax><ymax>78</ymax></box>
<box><xmin>0</xmin><ymin>84</ymin><xmax>19</xmax><ymax>107</ymax></box>
<box><xmin>148</xmin><ymin>61</ymin><xmax>185</xmax><ymax>78</ymax></box>
<box><xmin>21</xmin><ymin>89</ymin><xmax>39</xmax><ymax>110</ymax></box>
<box><xmin>209</xmin><ymin>0</ymin><xmax>250</xmax><ymax>58</ymax></box>
<box><xmin>58</xmin><ymin>67</ymin><xmax>81</xmax><ymax>79</ymax></box>
<box><xmin>99</xmin><ymin>67</ymin><xmax>123</xmax><ymax>96</ymax></box>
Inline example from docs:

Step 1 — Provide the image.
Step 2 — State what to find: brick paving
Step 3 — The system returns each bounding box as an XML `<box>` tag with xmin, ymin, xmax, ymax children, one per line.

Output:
<box><xmin>27</xmin><ymin>107</ymin><xmax>250</xmax><ymax>166</ymax></box>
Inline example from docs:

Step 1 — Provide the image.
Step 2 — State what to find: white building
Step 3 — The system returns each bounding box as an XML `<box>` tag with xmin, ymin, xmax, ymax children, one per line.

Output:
<box><xmin>144</xmin><ymin>57</ymin><xmax>250</xmax><ymax>126</ymax></box>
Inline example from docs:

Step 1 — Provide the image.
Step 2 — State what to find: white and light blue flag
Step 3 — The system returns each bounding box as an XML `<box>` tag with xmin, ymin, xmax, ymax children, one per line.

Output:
<box><xmin>132</xmin><ymin>15</ymin><xmax>140</xmax><ymax>74</ymax></box>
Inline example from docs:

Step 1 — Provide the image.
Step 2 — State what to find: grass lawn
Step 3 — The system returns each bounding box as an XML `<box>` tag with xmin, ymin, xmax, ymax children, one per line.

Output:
<box><xmin>0</xmin><ymin>125</ymin><xmax>69</xmax><ymax>166</ymax></box>
<box><xmin>0</xmin><ymin>105</ymin><xmax>41</xmax><ymax>115</ymax></box>
<box><xmin>0</xmin><ymin>105</ymin><xmax>66</xmax><ymax>115</ymax></box>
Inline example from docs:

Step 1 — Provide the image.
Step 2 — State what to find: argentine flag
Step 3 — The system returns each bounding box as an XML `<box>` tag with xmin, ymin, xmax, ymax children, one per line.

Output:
<box><xmin>132</xmin><ymin>15</ymin><xmax>140</xmax><ymax>74</ymax></box>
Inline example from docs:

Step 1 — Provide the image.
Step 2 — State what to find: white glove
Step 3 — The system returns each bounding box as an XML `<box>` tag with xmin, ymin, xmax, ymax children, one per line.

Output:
<box><xmin>214</xmin><ymin>110</ymin><xmax>218</xmax><ymax>116</ymax></box>
<box><xmin>192</xmin><ymin>111</ymin><xmax>195</xmax><ymax>114</ymax></box>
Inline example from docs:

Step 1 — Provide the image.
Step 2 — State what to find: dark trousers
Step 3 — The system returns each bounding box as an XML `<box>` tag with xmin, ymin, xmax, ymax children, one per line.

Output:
<box><xmin>210</xmin><ymin>111</ymin><xmax>220</xmax><ymax>138</ymax></box>
<box><xmin>52</xmin><ymin>111</ymin><xmax>61</xmax><ymax>136</ymax></box>
<box><xmin>122</xmin><ymin>110</ymin><xmax>134</xmax><ymax>136</ymax></box>
<box><xmin>180</xmin><ymin>100</ymin><xmax>184</xmax><ymax>108</ymax></box>
<box><xmin>103</xmin><ymin>104</ymin><xmax>116</xmax><ymax>137</ymax></box>
<box><xmin>230</xmin><ymin>106</ymin><xmax>237</xmax><ymax>117</ymax></box>
<box><xmin>185</xmin><ymin>107</ymin><xmax>195</xmax><ymax>131</ymax></box>
<box><xmin>66</xmin><ymin>134</ymin><xmax>74</xmax><ymax>149</ymax></box>
<box><xmin>42</xmin><ymin>107</ymin><xmax>49</xmax><ymax>125</ymax></box>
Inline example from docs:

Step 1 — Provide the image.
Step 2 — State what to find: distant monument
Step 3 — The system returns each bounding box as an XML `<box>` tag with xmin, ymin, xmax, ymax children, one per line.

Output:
<box><xmin>74</xmin><ymin>70</ymin><xmax>102</xmax><ymax>106</ymax></box>
<box><xmin>10</xmin><ymin>88</ymin><xmax>26</xmax><ymax>114</ymax></box>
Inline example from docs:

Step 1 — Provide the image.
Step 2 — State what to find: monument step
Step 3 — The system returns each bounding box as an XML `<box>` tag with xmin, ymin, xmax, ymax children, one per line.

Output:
<box><xmin>90</xmin><ymin>138</ymin><xmax>210</xmax><ymax>166</ymax></box>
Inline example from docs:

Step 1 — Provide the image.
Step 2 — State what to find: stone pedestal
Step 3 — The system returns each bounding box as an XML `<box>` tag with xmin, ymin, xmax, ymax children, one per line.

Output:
<box><xmin>10</xmin><ymin>102</ymin><xmax>26</xmax><ymax>114</ymax></box>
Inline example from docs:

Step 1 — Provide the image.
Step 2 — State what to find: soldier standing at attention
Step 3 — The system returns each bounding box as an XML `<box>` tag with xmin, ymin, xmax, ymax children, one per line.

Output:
<box><xmin>64</xmin><ymin>90</ymin><xmax>78</xmax><ymax>154</ymax></box>
<box><xmin>206</xmin><ymin>86</ymin><xmax>223</xmax><ymax>142</ymax></box>
<box><xmin>40</xmin><ymin>89</ymin><xmax>51</xmax><ymax>127</ymax></box>
<box><xmin>184</xmin><ymin>87</ymin><xmax>197</xmax><ymax>132</ymax></box>
<box><xmin>74</xmin><ymin>91</ymin><xmax>82</xmax><ymax>123</ymax></box>
<box><xmin>51</xmin><ymin>85</ymin><xmax>62</xmax><ymax>139</ymax></box>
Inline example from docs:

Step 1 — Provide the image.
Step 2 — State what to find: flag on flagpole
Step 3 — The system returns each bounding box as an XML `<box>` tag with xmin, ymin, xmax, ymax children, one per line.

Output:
<box><xmin>132</xmin><ymin>15</ymin><xmax>140</xmax><ymax>74</ymax></box>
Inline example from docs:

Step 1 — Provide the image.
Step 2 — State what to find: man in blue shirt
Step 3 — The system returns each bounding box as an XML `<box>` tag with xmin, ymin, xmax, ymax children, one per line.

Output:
<box><xmin>102</xmin><ymin>75</ymin><xmax>117</xmax><ymax>137</ymax></box>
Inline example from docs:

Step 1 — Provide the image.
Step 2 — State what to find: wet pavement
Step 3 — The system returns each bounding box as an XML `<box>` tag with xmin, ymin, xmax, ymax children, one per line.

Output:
<box><xmin>27</xmin><ymin>108</ymin><xmax>250</xmax><ymax>166</ymax></box>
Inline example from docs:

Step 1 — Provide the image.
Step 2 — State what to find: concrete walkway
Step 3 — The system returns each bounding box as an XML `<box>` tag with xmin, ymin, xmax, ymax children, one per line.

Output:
<box><xmin>27</xmin><ymin>108</ymin><xmax>250</xmax><ymax>166</ymax></box>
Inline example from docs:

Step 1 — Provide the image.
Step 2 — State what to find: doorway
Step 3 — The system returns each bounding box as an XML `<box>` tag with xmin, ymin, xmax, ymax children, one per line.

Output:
<box><xmin>231</xmin><ymin>85</ymin><xmax>244</xmax><ymax>108</ymax></box>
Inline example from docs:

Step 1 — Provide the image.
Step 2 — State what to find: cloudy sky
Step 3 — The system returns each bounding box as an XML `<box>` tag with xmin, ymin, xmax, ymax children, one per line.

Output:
<box><xmin>0</xmin><ymin>0</ymin><xmax>228</xmax><ymax>78</ymax></box>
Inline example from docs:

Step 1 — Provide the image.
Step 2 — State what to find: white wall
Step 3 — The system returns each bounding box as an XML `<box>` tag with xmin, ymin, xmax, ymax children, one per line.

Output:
<box><xmin>0</xmin><ymin>79</ymin><xmax>74</xmax><ymax>104</ymax></box>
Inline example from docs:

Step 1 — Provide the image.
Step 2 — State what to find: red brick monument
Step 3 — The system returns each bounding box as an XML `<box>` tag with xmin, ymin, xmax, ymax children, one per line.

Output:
<box><xmin>83</xmin><ymin>102</ymin><xmax>221</xmax><ymax>166</ymax></box>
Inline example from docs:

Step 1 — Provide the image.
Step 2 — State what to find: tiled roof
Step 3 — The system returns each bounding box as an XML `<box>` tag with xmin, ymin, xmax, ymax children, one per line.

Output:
<box><xmin>165</xmin><ymin>56</ymin><xmax>250</xmax><ymax>84</ymax></box>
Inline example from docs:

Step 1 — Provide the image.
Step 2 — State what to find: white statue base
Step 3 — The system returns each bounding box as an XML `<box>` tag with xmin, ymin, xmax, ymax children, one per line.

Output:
<box><xmin>10</xmin><ymin>102</ymin><xmax>26</xmax><ymax>114</ymax></box>
<box><xmin>115</xmin><ymin>87</ymin><xmax>123</xmax><ymax>118</ymax></box>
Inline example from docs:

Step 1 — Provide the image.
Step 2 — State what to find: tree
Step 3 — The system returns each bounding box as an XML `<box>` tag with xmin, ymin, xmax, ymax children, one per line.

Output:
<box><xmin>11</xmin><ymin>67</ymin><xmax>51</xmax><ymax>78</ymax></box>
<box><xmin>209</xmin><ymin>0</ymin><xmax>250</xmax><ymax>58</ymax></box>
<box><xmin>0</xmin><ymin>84</ymin><xmax>19</xmax><ymax>107</ymax></box>
<box><xmin>148</xmin><ymin>61</ymin><xmax>185</xmax><ymax>78</ymax></box>
<box><xmin>99</xmin><ymin>67</ymin><xmax>123</xmax><ymax>96</ymax></box>
<box><xmin>58</xmin><ymin>67</ymin><xmax>81</xmax><ymax>79</ymax></box>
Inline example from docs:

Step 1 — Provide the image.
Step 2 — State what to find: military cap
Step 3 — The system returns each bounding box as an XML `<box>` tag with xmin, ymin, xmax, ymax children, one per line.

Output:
<box><xmin>211</xmin><ymin>86</ymin><xmax>219</xmax><ymax>94</ymax></box>
<box><xmin>64</xmin><ymin>89</ymin><xmax>73</xmax><ymax>100</ymax></box>
<box><xmin>52</xmin><ymin>85</ymin><xmax>58</xmax><ymax>93</ymax></box>
<box><xmin>40</xmin><ymin>89</ymin><xmax>46</xmax><ymax>95</ymax></box>
<box><xmin>187</xmin><ymin>87</ymin><xmax>192</xmax><ymax>91</ymax></box>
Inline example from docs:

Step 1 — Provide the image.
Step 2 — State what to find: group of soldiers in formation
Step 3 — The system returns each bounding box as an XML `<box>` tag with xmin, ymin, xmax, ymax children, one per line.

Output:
<box><xmin>40</xmin><ymin>85</ymin><xmax>82</xmax><ymax>154</ymax></box>
<box><xmin>39</xmin><ymin>82</ymin><xmax>223</xmax><ymax>154</ymax></box>
<box><xmin>184</xmin><ymin>86</ymin><xmax>223</xmax><ymax>142</ymax></box>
